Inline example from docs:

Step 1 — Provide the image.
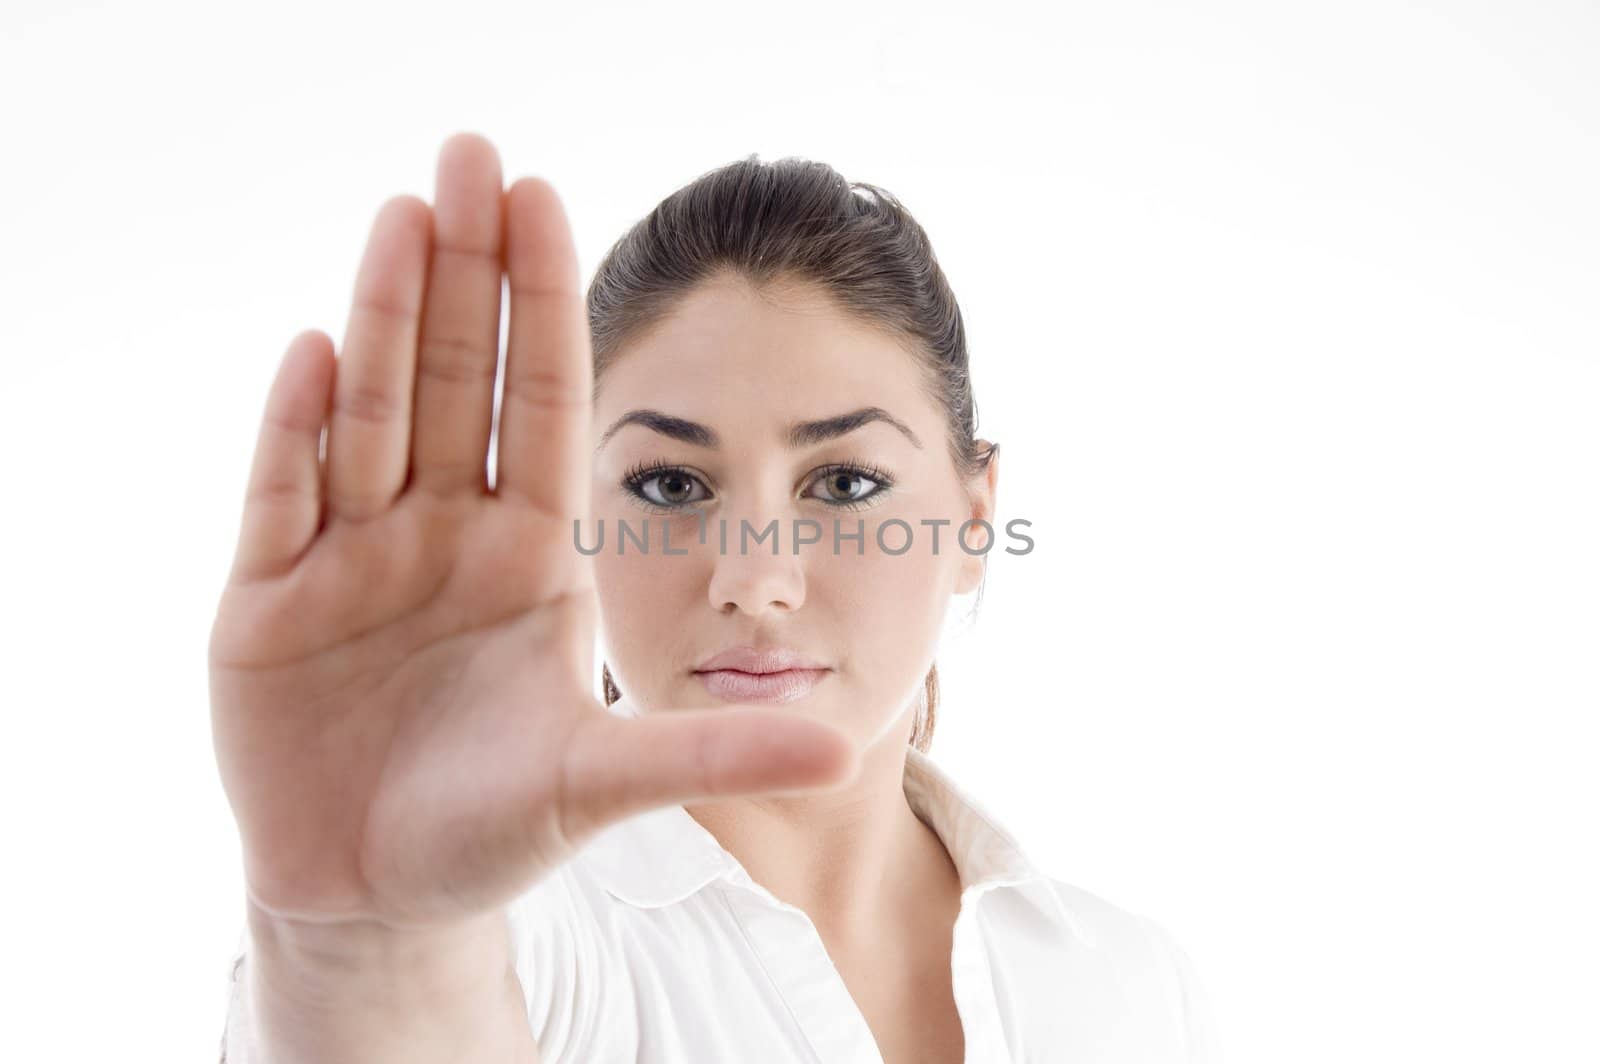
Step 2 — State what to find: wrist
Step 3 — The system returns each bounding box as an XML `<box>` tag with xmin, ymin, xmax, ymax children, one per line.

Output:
<box><xmin>242</xmin><ymin>899</ymin><xmax>530</xmax><ymax>1062</ymax></box>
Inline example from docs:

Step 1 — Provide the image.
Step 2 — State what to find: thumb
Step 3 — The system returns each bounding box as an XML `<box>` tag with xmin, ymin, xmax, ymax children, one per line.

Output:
<box><xmin>556</xmin><ymin>706</ymin><xmax>860</xmax><ymax>843</ymax></box>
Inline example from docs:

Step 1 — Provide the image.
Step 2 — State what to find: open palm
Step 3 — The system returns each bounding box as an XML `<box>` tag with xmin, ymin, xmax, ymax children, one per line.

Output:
<box><xmin>207</xmin><ymin>133</ymin><xmax>857</xmax><ymax>932</ymax></box>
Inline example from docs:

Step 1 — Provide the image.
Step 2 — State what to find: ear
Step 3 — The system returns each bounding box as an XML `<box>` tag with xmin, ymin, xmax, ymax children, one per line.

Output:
<box><xmin>953</xmin><ymin>440</ymin><xmax>999</xmax><ymax>596</ymax></box>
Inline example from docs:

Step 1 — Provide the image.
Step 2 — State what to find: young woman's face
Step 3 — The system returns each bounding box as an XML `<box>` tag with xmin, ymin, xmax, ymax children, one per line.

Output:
<box><xmin>589</xmin><ymin>272</ymin><xmax>995</xmax><ymax>749</ymax></box>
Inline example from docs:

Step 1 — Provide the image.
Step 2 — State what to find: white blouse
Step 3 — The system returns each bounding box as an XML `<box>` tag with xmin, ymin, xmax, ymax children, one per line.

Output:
<box><xmin>505</xmin><ymin>698</ymin><xmax>1223</xmax><ymax>1063</ymax></box>
<box><xmin>220</xmin><ymin>702</ymin><xmax>1222</xmax><ymax>1063</ymax></box>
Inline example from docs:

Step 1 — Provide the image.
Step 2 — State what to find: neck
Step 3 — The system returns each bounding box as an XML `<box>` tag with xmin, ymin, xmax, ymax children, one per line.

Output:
<box><xmin>681</xmin><ymin>705</ymin><xmax>958</xmax><ymax>950</ymax></box>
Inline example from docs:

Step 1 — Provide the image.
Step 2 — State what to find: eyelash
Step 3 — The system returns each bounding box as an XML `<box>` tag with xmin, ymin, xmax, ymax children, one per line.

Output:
<box><xmin>620</xmin><ymin>458</ymin><xmax>896</xmax><ymax>515</ymax></box>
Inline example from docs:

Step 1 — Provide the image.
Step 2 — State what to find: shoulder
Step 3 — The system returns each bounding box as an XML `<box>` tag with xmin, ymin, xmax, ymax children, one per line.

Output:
<box><xmin>506</xmin><ymin>861</ymin><xmax>638</xmax><ymax>1062</ymax></box>
<box><xmin>1041</xmin><ymin>877</ymin><xmax>1224</xmax><ymax>1062</ymax></box>
<box><xmin>1043</xmin><ymin>877</ymin><xmax>1167</xmax><ymax>954</ymax></box>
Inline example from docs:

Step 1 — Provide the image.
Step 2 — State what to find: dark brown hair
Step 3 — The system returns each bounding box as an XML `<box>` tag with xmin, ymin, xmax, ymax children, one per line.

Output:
<box><xmin>589</xmin><ymin>154</ymin><xmax>996</xmax><ymax>754</ymax></box>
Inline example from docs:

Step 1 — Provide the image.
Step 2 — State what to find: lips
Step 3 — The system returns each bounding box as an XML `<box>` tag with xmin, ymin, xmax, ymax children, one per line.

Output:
<box><xmin>695</xmin><ymin>666</ymin><xmax>830</xmax><ymax>704</ymax></box>
<box><xmin>692</xmin><ymin>646</ymin><xmax>832</xmax><ymax>704</ymax></box>
<box><xmin>693</xmin><ymin>646</ymin><xmax>828</xmax><ymax>675</ymax></box>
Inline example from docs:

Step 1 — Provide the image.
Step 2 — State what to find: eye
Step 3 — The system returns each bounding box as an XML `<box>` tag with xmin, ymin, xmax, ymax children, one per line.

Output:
<box><xmin>803</xmin><ymin>463</ymin><xmax>894</xmax><ymax>510</ymax></box>
<box><xmin>622</xmin><ymin>458</ymin><xmax>710</xmax><ymax>512</ymax></box>
<box><xmin>619</xmin><ymin>458</ymin><xmax>896</xmax><ymax>513</ymax></box>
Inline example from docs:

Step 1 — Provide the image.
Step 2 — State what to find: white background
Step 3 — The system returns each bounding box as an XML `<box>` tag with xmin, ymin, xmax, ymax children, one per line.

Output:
<box><xmin>2</xmin><ymin>1</ymin><xmax>1596</xmax><ymax>1060</ymax></box>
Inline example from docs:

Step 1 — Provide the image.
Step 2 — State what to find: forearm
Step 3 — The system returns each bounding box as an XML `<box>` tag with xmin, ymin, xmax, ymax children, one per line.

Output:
<box><xmin>238</xmin><ymin>898</ymin><xmax>539</xmax><ymax>1064</ymax></box>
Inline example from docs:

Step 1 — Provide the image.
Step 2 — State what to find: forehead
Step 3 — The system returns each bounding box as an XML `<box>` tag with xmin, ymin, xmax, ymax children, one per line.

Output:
<box><xmin>594</xmin><ymin>274</ymin><xmax>930</xmax><ymax>420</ymax></box>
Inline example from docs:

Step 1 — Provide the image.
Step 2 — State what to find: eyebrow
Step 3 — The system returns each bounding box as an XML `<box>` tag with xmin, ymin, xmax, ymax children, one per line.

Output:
<box><xmin>596</xmin><ymin>406</ymin><xmax>923</xmax><ymax>452</ymax></box>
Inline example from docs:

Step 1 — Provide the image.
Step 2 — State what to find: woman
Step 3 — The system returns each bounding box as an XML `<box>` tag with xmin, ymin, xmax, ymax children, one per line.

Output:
<box><xmin>212</xmin><ymin>132</ymin><xmax>1220</xmax><ymax>1062</ymax></box>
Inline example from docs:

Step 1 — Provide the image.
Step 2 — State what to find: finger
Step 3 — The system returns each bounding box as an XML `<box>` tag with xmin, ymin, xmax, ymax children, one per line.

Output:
<box><xmin>498</xmin><ymin>177</ymin><xmax>592</xmax><ymax>519</ymax></box>
<box><xmin>325</xmin><ymin>195</ymin><xmax>432</xmax><ymax>523</ymax></box>
<box><xmin>228</xmin><ymin>330</ymin><xmax>336</xmax><ymax>584</ymax></box>
<box><xmin>556</xmin><ymin>707</ymin><xmax>861</xmax><ymax>843</ymax></box>
<box><xmin>409</xmin><ymin>133</ymin><xmax>504</xmax><ymax>496</ymax></box>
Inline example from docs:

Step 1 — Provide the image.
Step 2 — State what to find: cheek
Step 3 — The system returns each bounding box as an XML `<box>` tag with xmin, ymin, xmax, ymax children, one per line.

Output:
<box><xmin>593</xmin><ymin>544</ymin><xmax>697</xmax><ymax>672</ymax></box>
<box><xmin>819</xmin><ymin>534</ymin><xmax>953</xmax><ymax>661</ymax></box>
<box><xmin>591</xmin><ymin>509</ymin><xmax>694</xmax><ymax>602</ymax></box>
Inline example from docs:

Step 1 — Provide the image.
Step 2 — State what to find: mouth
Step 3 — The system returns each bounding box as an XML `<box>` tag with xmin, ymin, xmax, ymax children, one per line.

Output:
<box><xmin>693</xmin><ymin>646</ymin><xmax>829</xmax><ymax>674</ymax></box>
<box><xmin>693</xmin><ymin>667</ymin><xmax>831</xmax><ymax>704</ymax></box>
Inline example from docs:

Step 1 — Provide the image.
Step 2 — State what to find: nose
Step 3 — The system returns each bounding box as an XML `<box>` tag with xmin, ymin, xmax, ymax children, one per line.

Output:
<box><xmin>704</xmin><ymin>513</ymin><xmax>809</xmax><ymax>616</ymax></box>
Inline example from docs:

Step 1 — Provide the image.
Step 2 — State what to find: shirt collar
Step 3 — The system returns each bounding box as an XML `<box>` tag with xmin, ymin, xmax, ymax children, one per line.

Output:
<box><xmin>576</xmin><ymin>693</ymin><xmax>1090</xmax><ymax>945</ymax></box>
